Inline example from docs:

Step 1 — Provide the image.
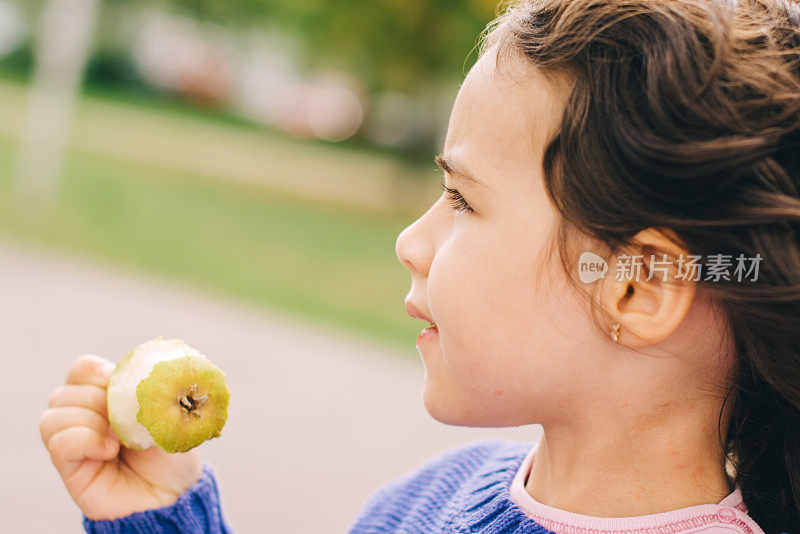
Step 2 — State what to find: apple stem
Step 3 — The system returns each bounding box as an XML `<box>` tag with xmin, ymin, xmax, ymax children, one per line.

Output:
<box><xmin>178</xmin><ymin>384</ymin><xmax>209</xmax><ymax>418</ymax></box>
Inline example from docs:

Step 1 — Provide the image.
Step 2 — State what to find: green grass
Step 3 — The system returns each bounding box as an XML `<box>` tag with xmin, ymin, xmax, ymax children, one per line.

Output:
<box><xmin>0</xmin><ymin>101</ymin><xmax>428</xmax><ymax>352</ymax></box>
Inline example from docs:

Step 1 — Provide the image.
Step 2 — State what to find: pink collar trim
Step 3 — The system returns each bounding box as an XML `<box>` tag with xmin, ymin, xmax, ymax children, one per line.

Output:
<box><xmin>508</xmin><ymin>441</ymin><xmax>765</xmax><ymax>534</ymax></box>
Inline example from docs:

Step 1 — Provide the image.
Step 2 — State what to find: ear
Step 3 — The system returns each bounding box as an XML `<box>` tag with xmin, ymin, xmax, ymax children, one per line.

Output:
<box><xmin>599</xmin><ymin>228</ymin><xmax>696</xmax><ymax>346</ymax></box>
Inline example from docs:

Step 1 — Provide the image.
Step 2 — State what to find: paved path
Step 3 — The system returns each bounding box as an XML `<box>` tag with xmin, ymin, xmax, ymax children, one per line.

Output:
<box><xmin>0</xmin><ymin>236</ymin><xmax>541</xmax><ymax>533</ymax></box>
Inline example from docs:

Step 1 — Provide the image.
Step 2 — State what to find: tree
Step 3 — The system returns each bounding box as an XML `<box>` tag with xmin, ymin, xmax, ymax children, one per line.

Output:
<box><xmin>164</xmin><ymin>0</ymin><xmax>500</xmax><ymax>92</ymax></box>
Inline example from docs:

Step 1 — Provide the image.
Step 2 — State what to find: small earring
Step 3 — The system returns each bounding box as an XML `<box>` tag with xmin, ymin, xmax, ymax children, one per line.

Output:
<box><xmin>610</xmin><ymin>322</ymin><xmax>621</xmax><ymax>343</ymax></box>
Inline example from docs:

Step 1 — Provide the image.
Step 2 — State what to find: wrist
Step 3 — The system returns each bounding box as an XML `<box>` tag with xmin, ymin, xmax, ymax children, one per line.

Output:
<box><xmin>83</xmin><ymin>463</ymin><xmax>223</xmax><ymax>533</ymax></box>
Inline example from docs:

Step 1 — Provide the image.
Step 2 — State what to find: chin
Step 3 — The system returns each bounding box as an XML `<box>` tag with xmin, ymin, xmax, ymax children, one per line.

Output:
<box><xmin>421</xmin><ymin>373</ymin><xmax>491</xmax><ymax>427</ymax></box>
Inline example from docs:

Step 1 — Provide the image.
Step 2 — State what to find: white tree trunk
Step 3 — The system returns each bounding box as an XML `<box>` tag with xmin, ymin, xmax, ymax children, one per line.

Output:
<box><xmin>14</xmin><ymin>0</ymin><xmax>101</xmax><ymax>201</ymax></box>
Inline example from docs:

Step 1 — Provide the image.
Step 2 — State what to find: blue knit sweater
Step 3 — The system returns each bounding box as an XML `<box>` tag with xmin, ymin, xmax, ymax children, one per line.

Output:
<box><xmin>82</xmin><ymin>463</ymin><xmax>234</xmax><ymax>533</ymax></box>
<box><xmin>346</xmin><ymin>439</ymin><xmax>555</xmax><ymax>533</ymax></box>
<box><xmin>82</xmin><ymin>439</ymin><xmax>553</xmax><ymax>533</ymax></box>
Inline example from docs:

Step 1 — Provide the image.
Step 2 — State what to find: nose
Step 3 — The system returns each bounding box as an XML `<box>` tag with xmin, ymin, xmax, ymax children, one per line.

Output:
<box><xmin>395</xmin><ymin>204</ymin><xmax>438</xmax><ymax>277</ymax></box>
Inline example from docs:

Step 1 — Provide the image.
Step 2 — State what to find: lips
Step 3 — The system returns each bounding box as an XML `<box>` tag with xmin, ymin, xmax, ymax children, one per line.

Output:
<box><xmin>405</xmin><ymin>299</ymin><xmax>436</xmax><ymax>327</ymax></box>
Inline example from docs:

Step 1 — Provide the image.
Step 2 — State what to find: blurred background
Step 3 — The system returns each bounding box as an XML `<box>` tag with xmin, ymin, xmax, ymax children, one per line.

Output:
<box><xmin>0</xmin><ymin>0</ymin><xmax>539</xmax><ymax>531</ymax></box>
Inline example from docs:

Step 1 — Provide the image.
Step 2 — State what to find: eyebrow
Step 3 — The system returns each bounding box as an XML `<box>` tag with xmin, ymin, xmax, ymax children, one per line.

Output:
<box><xmin>434</xmin><ymin>152</ymin><xmax>490</xmax><ymax>189</ymax></box>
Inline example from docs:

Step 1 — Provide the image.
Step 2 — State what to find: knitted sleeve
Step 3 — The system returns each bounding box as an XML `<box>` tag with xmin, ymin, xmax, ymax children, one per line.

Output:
<box><xmin>82</xmin><ymin>463</ymin><xmax>234</xmax><ymax>534</ymax></box>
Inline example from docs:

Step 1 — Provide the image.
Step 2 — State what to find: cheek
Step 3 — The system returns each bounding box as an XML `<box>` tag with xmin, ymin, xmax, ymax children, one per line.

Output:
<box><xmin>427</xmin><ymin>221</ymin><xmax>549</xmax><ymax>393</ymax></box>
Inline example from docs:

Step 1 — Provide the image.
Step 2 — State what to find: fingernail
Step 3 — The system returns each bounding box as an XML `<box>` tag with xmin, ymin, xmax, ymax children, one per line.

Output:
<box><xmin>106</xmin><ymin>437</ymin><xmax>116</xmax><ymax>449</ymax></box>
<box><xmin>99</xmin><ymin>363</ymin><xmax>115</xmax><ymax>379</ymax></box>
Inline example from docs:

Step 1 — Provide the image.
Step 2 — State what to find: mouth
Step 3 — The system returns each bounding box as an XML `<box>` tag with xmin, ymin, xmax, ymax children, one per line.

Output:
<box><xmin>405</xmin><ymin>299</ymin><xmax>436</xmax><ymax>326</ymax></box>
<box><xmin>405</xmin><ymin>298</ymin><xmax>439</xmax><ymax>345</ymax></box>
<box><xmin>417</xmin><ymin>322</ymin><xmax>439</xmax><ymax>345</ymax></box>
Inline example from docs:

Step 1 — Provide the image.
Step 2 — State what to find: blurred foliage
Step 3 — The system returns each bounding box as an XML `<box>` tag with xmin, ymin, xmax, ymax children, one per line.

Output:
<box><xmin>0</xmin><ymin>77</ymin><xmax>424</xmax><ymax>350</ymax></box>
<box><xmin>0</xmin><ymin>44</ymin><xmax>32</xmax><ymax>79</ymax></box>
<box><xmin>8</xmin><ymin>0</ymin><xmax>503</xmax><ymax>92</ymax></box>
<box><xmin>0</xmin><ymin>0</ymin><xmax>507</xmax><ymax>162</ymax></box>
<box><xmin>163</xmin><ymin>0</ymin><xmax>502</xmax><ymax>92</ymax></box>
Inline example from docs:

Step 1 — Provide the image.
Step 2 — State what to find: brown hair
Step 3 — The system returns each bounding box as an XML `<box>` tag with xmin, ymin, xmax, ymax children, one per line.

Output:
<box><xmin>477</xmin><ymin>0</ymin><xmax>800</xmax><ymax>531</ymax></box>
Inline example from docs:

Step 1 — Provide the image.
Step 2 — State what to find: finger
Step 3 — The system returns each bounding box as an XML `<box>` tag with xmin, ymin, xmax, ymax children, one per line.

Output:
<box><xmin>48</xmin><ymin>425</ymin><xmax>119</xmax><ymax>464</ymax></box>
<box><xmin>66</xmin><ymin>355</ymin><xmax>116</xmax><ymax>388</ymax></box>
<box><xmin>40</xmin><ymin>406</ymin><xmax>110</xmax><ymax>447</ymax></box>
<box><xmin>48</xmin><ymin>385</ymin><xmax>108</xmax><ymax>417</ymax></box>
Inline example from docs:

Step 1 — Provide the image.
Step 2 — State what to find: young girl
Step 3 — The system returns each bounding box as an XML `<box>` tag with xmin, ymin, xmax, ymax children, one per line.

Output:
<box><xmin>40</xmin><ymin>0</ymin><xmax>800</xmax><ymax>532</ymax></box>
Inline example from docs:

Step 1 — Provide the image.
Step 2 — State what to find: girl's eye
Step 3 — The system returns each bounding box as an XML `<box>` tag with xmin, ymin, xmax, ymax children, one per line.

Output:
<box><xmin>440</xmin><ymin>181</ymin><xmax>474</xmax><ymax>214</ymax></box>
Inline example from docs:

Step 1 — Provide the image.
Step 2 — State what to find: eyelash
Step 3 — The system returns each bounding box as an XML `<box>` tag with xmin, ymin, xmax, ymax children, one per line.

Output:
<box><xmin>440</xmin><ymin>181</ymin><xmax>474</xmax><ymax>214</ymax></box>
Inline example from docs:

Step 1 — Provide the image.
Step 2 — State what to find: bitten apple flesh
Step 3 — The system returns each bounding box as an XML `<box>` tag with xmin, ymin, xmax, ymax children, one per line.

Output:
<box><xmin>107</xmin><ymin>337</ymin><xmax>229</xmax><ymax>453</ymax></box>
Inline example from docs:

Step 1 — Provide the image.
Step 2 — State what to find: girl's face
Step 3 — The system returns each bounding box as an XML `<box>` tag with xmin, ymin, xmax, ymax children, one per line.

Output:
<box><xmin>396</xmin><ymin>47</ymin><xmax>607</xmax><ymax>427</ymax></box>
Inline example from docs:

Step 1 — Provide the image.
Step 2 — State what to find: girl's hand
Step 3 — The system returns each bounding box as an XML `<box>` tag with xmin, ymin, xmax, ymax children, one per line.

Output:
<box><xmin>39</xmin><ymin>354</ymin><xmax>204</xmax><ymax>521</ymax></box>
